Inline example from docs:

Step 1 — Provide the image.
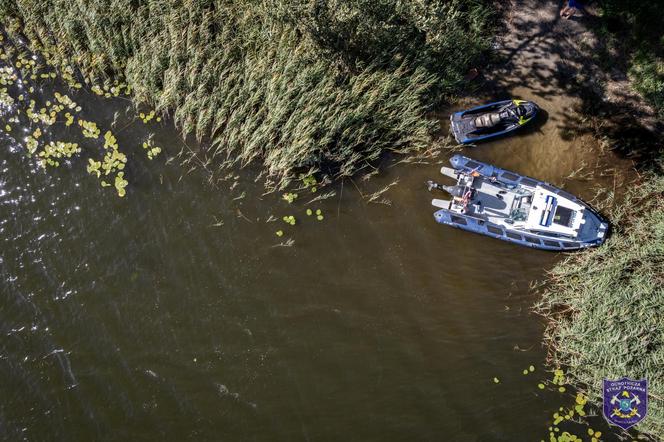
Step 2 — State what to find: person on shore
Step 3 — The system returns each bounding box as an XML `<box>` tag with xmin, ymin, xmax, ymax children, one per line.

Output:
<box><xmin>560</xmin><ymin>0</ymin><xmax>583</xmax><ymax>19</ymax></box>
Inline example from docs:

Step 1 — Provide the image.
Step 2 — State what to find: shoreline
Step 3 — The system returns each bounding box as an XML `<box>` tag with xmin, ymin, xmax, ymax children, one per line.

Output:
<box><xmin>484</xmin><ymin>2</ymin><xmax>663</xmax><ymax>440</ymax></box>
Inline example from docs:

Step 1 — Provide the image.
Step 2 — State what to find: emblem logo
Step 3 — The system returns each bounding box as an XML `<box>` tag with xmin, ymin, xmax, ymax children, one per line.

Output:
<box><xmin>603</xmin><ymin>378</ymin><xmax>648</xmax><ymax>429</ymax></box>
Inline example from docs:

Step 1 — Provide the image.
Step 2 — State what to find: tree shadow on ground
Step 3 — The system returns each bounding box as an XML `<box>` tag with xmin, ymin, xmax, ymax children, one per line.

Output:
<box><xmin>468</xmin><ymin>0</ymin><xmax>663</xmax><ymax>170</ymax></box>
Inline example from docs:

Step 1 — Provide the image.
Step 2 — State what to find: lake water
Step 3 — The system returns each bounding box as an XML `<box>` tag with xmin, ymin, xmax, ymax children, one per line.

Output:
<box><xmin>0</xmin><ymin>48</ymin><xmax>636</xmax><ymax>441</ymax></box>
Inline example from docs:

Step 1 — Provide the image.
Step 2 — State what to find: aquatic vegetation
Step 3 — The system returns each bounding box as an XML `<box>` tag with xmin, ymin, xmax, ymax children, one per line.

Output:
<box><xmin>492</xmin><ymin>362</ymin><xmax>605</xmax><ymax>440</ymax></box>
<box><xmin>139</xmin><ymin>110</ymin><xmax>157</xmax><ymax>124</ymax></box>
<box><xmin>101</xmin><ymin>138</ymin><xmax>127</xmax><ymax>175</ymax></box>
<box><xmin>37</xmin><ymin>141</ymin><xmax>80</xmax><ymax>168</ymax></box>
<box><xmin>90</xmin><ymin>81</ymin><xmax>131</xmax><ymax>98</ymax></box>
<box><xmin>114</xmin><ymin>172</ymin><xmax>128</xmax><ymax>197</ymax></box>
<box><xmin>0</xmin><ymin>0</ymin><xmax>494</xmax><ymax>187</ymax></box>
<box><xmin>315</xmin><ymin>209</ymin><xmax>324</xmax><ymax>221</ymax></box>
<box><xmin>0</xmin><ymin>66</ymin><xmax>17</xmax><ymax>85</ymax></box>
<box><xmin>86</xmin><ymin>158</ymin><xmax>101</xmax><ymax>178</ymax></box>
<box><xmin>25</xmin><ymin>135</ymin><xmax>38</xmax><ymax>155</ymax></box>
<box><xmin>0</xmin><ymin>32</ymin><xmax>158</xmax><ymax>199</ymax></box>
<box><xmin>535</xmin><ymin>176</ymin><xmax>664</xmax><ymax>438</ymax></box>
<box><xmin>0</xmin><ymin>87</ymin><xmax>14</xmax><ymax>108</ymax></box>
<box><xmin>60</xmin><ymin>65</ymin><xmax>81</xmax><ymax>89</ymax></box>
<box><xmin>53</xmin><ymin>91</ymin><xmax>77</xmax><ymax>110</ymax></box>
<box><xmin>78</xmin><ymin>119</ymin><xmax>100</xmax><ymax>139</ymax></box>
<box><xmin>275</xmin><ymin>230</ymin><xmax>284</xmax><ymax>237</ymax></box>
<box><xmin>91</xmin><ymin>85</ymin><xmax>104</xmax><ymax>96</ymax></box>
<box><xmin>142</xmin><ymin>140</ymin><xmax>161</xmax><ymax>160</ymax></box>
<box><xmin>552</xmin><ymin>369</ymin><xmax>566</xmax><ymax>387</ymax></box>
<box><xmin>103</xmin><ymin>131</ymin><xmax>119</xmax><ymax>151</ymax></box>
<box><xmin>301</xmin><ymin>174</ymin><xmax>317</xmax><ymax>192</ymax></box>
<box><xmin>282</xmin><ymin>192</ymin><xmax>297</xmax><ymax>204</ymax></box>
<box><xmin>537</xmin><ymin>384</ymin><xmax>605</xmax><ymax>441</ymax></box>
<box><xmin>88</xmin><ymin>130</ymin><xmax>130</xmax><ymax>196</ymax></box>
<box><xmin>24</xmin><ymin>99</ymin><xmax>56</xmax><ymax>125</ymax></box>
<box><xmin>574</xmin><ymin>392</ymin><xmax>588</xmax><ymax>417</ymax></box>
<box><xmin>282</xmin><ymin>215</ymin><xmax>296</xmax><ymax>226</ymax></box>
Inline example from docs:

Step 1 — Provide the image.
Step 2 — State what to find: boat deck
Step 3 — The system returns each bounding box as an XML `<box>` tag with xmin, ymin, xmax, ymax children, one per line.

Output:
<box><xmin>449</xmin><ymin>176</ymin><xmax>529</xmax><ymax>226</ymax></box>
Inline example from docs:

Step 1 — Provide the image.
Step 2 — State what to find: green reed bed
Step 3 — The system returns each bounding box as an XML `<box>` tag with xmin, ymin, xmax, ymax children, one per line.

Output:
<box><xmin>535</xmin><ymin>176</ymin><xmax>664</xmax><ymax>439</ymax></box>
<box><xmin>0</xmin><ymin>0</ymin><xmax>494</xmax><ymax>188</ymax></box>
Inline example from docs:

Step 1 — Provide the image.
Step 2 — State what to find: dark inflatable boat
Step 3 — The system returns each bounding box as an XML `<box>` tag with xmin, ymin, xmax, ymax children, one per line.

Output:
<box><xmin>450</xmin><ymin>99</ymin><xmax>539</xmax><ymax>144</ymax></box>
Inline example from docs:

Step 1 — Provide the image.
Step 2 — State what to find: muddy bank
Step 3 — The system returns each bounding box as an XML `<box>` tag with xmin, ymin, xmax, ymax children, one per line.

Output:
<box><xmin>472</xmin><ymin>0</ymin><xmax>663</xmax><ymax>169</ymax></box>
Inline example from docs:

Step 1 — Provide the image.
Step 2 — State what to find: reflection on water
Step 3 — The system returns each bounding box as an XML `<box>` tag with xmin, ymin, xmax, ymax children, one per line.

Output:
<box><xmin>0</xmin><ymin>49</ymin><xmax>635</xmax><ymax>442</ymax></box>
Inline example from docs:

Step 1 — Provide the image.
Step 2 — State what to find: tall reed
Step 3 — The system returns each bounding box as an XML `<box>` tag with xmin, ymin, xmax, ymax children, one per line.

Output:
<box><xmin>535</xmin><ymin>175</ymin><xmax>664</xmax><ymax>440</ymax></box>
<box><xmin>0</xmin><ymin>0</ymin><xmax>493</xmax><ymax>187</ymax></box>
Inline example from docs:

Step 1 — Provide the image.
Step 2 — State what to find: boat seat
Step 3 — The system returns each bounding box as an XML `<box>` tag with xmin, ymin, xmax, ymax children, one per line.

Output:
<box><xmin>474</xmin><ymin>112</ymin><xmax>502</xmax><ymax>128</ymax></box>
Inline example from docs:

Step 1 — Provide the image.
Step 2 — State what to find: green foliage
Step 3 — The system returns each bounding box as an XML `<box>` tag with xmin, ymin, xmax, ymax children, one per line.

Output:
<box><xmin>535</xmin><ymin>176</ymin><xmax>664</xmax><ymax>439</ymax></box>
<box><xmin>0</xmin><ymin>32</ymin><xmax>148</xmax><ymax>198</ymax></box>
<box><xmin>0</xmin><ymin>0</ymin><xmax>494</xmax><ymax>187</ymax></box>
<box><xmin>598</xmin><ymin>1</ymin><xmax>664</xmax><ymax>116</ymax></box>
<box><xmin>282</xmin><ymin>215</ymin><xmax>296</xmax><ymax>225</ymax></box>
<box><xmin>282</xmin><ymin>192</ymin><xmax>298</xmax><ymax>203</ymax></box>
<box><xmin>629</xmin><ymin>54</ymin><xmax>664</xmax><ymax>118</ymax></box>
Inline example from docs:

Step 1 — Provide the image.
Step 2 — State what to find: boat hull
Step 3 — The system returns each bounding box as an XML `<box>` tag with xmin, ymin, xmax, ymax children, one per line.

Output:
<box><xmin>433</xmin><ymin>209</ymin><xmax>602</xmax><ymax>251</ymax></box>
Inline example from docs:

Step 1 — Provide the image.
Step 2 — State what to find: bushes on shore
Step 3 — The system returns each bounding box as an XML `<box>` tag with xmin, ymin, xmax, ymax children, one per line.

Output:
<box><xmin>535</xmin><ymin>175</ymin><xmax>664</xmax><ymax>439</ymax></box>
<box><xmin>598</xmin><ymin>1</ymin><xmax>664</xmax><ymax>117</ymax></box>
<box><xmin>0</xmin><ymin>0</ymin><xmax>494</xmax><ymax>187</ymax></box>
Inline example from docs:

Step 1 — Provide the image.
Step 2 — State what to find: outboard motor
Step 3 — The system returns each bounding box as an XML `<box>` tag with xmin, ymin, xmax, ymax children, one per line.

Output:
<box><xmin>427</xmin><ymin>180</ymin><xmax>444</xmax><ymax>192</ymax></box>
<box><xmin>442</xmin><ymin>185</ymin><xmax>467</xmax><ymax>198</ymax></box>
<box><xmin>427</xmin><ymin>181</ymin><xmax>474</xmax><ymax>199</ymax></box>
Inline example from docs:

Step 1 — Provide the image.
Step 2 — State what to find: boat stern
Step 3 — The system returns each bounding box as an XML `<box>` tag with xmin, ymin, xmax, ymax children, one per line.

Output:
<box><xmin>449</xmin><ymin>112</ymin><xmax>469</xmax><ymax>144</ymax></box>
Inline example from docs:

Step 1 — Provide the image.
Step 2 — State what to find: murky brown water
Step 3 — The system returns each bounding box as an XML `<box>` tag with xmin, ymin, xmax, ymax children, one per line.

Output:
<box><xmin>0</xmin><ymin>79</ymin><xmax>636</xmax><ymax>441</ymax></box>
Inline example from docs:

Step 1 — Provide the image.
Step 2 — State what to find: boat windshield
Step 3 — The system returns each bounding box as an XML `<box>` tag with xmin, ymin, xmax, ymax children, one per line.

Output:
<box><xmin>553</xmin><ymin>206</ymin><xmax>575</xmax><ymax>227</ymax></box>
<box><xmin>507</xmin><ymin>194</ymin><xmax>532</xmax><ymax>221</ymax></box>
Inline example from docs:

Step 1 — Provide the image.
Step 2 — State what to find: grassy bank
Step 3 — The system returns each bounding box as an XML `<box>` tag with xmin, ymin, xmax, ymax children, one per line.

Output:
<box><xmin>535</xmin><ymin>5</ymin><xmax>664</xmax><ymax>438</ymax></box>
<box><xmin>535</xmin><ymin>175</ymin><xmax>664</xmax><ymax>439</ymax></box>
<box><xmin>0</xmin><ymin>0</ymin><xmax>494</xmax><ymax>187</ymax></box>
<box><xmin>596</xmin><ymin>1</ymin><xmax>664</xmax><ymax>117</ymax></box>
